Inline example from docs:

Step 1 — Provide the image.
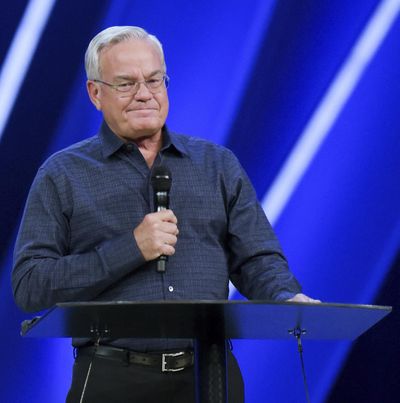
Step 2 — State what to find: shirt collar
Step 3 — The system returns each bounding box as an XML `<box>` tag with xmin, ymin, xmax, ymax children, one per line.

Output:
<box><xmin>161</xmin><ymin>126</ymin><xmax>188</xmax><ymax>157</ymax></box>
<box><xmin>99</xmin><ymin>121</ymin><xmax>125</xmax><ymax>158</ymax></box>
<box><xmin>98</xmin><ymin>120</ymin><xmax>188</xmax><ymax>158</ymax></box>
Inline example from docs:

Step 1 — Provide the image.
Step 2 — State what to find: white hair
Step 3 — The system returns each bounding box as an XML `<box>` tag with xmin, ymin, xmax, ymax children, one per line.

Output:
<box><xmin>85</xmin><ymin>26</ymin><xmax>166</xmax><ymax>80</ymax></box>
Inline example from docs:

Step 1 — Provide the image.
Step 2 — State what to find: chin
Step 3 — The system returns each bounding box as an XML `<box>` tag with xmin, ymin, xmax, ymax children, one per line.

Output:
<box><xmin>126</xmin><ymin>126</ymin><xmax>162</xmax><ymax>140</ymax></box>
<box><xmin>132</xmin><ymin>120</ymin><xmax>163</xmax><ymax>131</ymax></box>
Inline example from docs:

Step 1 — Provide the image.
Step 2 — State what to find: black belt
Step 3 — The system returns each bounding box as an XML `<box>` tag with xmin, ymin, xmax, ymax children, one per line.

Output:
<box><xmin>76</xmin><ymin>345</ymin><xmax>194</xmax><ymax>372</ymax></box>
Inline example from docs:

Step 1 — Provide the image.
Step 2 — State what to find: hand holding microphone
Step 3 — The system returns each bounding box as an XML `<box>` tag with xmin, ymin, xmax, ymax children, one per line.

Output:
<box><xmin>133</xmin><ymin>166</ymin><xmax>177</xmax><ymax>273</ymax></box>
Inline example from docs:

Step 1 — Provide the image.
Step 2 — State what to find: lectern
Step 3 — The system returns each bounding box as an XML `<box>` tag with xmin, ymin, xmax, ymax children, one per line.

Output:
<box><xmin>21</xmin><ymin>300</ymin><xmax>391</xmax><ymax>403</ymax></box>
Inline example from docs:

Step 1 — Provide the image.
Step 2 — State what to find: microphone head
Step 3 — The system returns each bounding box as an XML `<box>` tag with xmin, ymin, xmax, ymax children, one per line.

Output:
<box><xmin>151</xmin><ymin>165</ymin><xmax>172</xmax><ymax>192</ymax></box>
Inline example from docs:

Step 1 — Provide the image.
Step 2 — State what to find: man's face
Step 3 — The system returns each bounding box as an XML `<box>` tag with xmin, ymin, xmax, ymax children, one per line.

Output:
<box><xmin>87</xmin><ymin>39</ymin><xmax>169</xmax><ymax>141</ymax></box>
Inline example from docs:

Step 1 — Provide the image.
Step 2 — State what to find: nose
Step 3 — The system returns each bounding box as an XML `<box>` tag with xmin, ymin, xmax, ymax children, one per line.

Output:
<box><xmin>134</xmin><ymin>81</ymin><xmax>153</xmax><ymax>101</ymax></box>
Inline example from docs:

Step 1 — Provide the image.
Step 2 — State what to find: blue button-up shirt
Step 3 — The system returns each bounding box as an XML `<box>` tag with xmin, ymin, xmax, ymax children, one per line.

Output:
<box><xmin>12</xmin><ymin>122</ymin><xmax>301</xmax><ymax>350</ymax></box>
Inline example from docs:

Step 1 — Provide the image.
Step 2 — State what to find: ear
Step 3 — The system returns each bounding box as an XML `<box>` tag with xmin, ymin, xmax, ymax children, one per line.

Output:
<box><xmin>87</xmin><ymin>80</ymin><xmax>102</xmax><ymax>110</ymax></box>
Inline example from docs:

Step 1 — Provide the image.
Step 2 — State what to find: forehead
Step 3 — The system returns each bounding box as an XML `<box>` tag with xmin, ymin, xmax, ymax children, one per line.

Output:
<box><xmin>99</xmin><ymin>39</ymin><xmax>163</xmax><ymax>77</ymax></box>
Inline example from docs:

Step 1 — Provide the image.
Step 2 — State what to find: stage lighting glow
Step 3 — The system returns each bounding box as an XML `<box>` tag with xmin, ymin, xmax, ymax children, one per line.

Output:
<box><xmin>229</xmin><ymin>0</ymin><xmax>400</xmax><ymax>299</ymax></box>
<box><xmin>262</xmin><ymin>0</ymin><xmax>400</xmax><ymax>226</ymax></box>
<box><xmin>0</xmin><ymin>0</ymin><xmax>56</xmax><ymax>142</ymax></box>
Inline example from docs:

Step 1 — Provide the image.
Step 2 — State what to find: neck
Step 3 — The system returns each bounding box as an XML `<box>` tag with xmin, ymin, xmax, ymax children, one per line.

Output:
<box><xmin>134</xmin><ymin>133</ymin><xmax>162</xmax><ymax>168</ymax></box>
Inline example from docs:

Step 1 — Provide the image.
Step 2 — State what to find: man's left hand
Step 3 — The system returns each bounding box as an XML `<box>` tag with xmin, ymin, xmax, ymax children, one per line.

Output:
<box><xmin>286</xmin><ymin>293</ymin><xmax>321</xmax><ymax>303</ymax></box>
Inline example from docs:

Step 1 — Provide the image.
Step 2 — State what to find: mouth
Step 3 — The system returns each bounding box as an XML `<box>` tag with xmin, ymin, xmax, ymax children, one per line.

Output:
<box><xmin>127</xmin><ymin>108</ymin><xmax>158</xmax><ymax>117</ymax></box>
<box><xmin>127</xmin><ymin>107</ymin><xmax>158</xmax><ymax>112</ymax></box>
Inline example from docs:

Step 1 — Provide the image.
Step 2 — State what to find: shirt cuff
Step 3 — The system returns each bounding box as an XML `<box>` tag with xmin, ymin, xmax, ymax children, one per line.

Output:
<box><xmin>95</xmin><ymin>232</ymin><xmax>146</xmax><ymax>280</ymax></box>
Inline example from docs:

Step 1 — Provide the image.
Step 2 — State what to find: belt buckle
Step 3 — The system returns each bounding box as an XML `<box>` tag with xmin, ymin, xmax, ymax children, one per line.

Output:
<box><xmin>161</xmin><ymin>351</ymin><xmax>185</xmax><ymax>372</ymax></box>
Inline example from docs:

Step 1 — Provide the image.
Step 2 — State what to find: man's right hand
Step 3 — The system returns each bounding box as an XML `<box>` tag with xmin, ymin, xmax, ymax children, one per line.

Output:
<box><xmin>133</xmin><ymin>209</ymin><xmax>179</xmax><ymax>261</ymax></box>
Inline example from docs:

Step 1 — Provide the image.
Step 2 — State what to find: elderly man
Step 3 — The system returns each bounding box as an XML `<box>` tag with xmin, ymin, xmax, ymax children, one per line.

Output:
<box><xmin>12</xmin><ymin>26</ymin><xmax>317</xmax><ymax>402</ymax></box>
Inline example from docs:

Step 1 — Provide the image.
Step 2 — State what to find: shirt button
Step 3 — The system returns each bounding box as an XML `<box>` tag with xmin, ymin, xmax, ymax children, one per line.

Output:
<box><xmin>168</xmin><ymin>286</ymin><xmax>174</xmax><ymax>292</ymax></box>
<box><xmin>125</xmin><ymin>143</ymin><xmax>135</xmax><ymax>152</ymax></box>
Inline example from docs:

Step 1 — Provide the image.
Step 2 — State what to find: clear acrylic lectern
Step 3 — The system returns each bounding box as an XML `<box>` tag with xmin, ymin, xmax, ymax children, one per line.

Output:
<box><xmin>21</xmin><ymin>300</ymin><xmax>391</xmax><ymax>403</ymax></box>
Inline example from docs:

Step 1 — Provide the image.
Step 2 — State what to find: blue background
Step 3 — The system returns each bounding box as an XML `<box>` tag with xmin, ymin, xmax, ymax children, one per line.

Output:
<box><xmin>1</xmin><ymin>1</ymin><xmax>400</xmax><ymax>402</ymax></box>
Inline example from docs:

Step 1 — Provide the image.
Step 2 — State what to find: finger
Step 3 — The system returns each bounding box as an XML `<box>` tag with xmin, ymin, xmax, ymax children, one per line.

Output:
<box><xmin>158</xmin><ymin>233</ymin><xmax>178</xmax><ymax>247</ymax></box>
<box><xmin>168</xmin><ymin>233</ymin><xmax>178</xmax><ymax>246</ymax></box>
<box><xmin>159</xmin><ymin>243</ymin><xmax>176</xmax><ymax>256</ymax></box>
<box><xmin>156</xmin><ymin>209</ymin><xmax>178</xmax><ymax>224</ymax></box>
<box><xmin>157</xmin><ymin>221</ymin><xmax>179</xmax><ymax>235</ymax></box>
<box><xmin>141</xmin><ymin>213</ymin><xmax>178</xmax><ymax>235</ymax></box>
<box><xmin>287</xmin><ymin>293</ymin><xmax>321</xmax><ymax>303</ymax></box>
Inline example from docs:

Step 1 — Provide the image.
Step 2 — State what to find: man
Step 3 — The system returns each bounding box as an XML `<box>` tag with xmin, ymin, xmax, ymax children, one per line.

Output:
<box><xmin>12</xmin><ymin>26</ymin><xmax>318</xmax><ymax>402</ymax></box>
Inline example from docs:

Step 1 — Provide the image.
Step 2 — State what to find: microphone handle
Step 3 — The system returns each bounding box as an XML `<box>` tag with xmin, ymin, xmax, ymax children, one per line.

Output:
<box><xmin>156</xmin><ymin>203</ymin><xmax>168</xmax><ymax>273</ymax></box>
<box><xmin>157</xmin><ymin>256</ymin><xmax>167</xmax><ymax>273</ymax></box>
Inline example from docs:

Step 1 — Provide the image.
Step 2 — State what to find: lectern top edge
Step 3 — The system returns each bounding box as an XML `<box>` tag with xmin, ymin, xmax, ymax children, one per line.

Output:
<box><xmin>20</xmin><ymin>300</ymin><xmax>392</xmax><ymax>340</ymax></box>
<box><xmin>54</xmin><ymin>299</ymin><xmax>392</xmax><ymax>312</ymax></box>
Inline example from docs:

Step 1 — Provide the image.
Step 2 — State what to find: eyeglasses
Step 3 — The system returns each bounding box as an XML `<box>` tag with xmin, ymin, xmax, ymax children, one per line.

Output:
<box><xmin>93</xmin><ymin>75</ymin><xmax>169</xmax><ymax>94</ymax></box>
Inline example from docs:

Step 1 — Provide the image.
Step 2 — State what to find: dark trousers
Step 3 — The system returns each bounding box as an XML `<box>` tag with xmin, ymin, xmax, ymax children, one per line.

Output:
<box><xmin>66</xmin><ymin>348</ymin><xmax>244</xmax><ymax>403</ymax></box>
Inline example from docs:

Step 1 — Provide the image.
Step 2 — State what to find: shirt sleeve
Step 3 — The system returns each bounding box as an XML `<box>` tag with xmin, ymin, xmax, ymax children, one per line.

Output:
<box><xmin>223</xmin><ymin>150</ymin><xmax>302</xmax><ymax>300</ymax></box>
<box><xmin>11</xmin><ymin>166</ymin><xmax>146</xmax><ymax>313</ymax></box>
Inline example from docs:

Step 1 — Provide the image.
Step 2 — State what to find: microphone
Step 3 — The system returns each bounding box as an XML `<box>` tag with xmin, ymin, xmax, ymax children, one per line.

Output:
<box><xmin>151</xmin><ymin>165</ymin><xmax>172</xmax><ymax>273</ymax></box>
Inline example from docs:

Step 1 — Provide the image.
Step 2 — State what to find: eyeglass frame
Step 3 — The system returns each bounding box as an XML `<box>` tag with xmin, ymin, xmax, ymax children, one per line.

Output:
<box><xmin>91</xmin><ymin>74</ymin><xmax>170</xmax><ymax>94</ymax></box>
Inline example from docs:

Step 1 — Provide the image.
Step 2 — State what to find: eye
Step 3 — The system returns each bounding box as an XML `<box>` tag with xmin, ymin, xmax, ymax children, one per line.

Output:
<box><xmin>146</xmin><ymin>77</ymin><xmax>163</xmax><ymax>88</ymax></box>
<box><xmin>116</xmin><ymin>82</ymin><xmax>135</xmax><ymax>92</ymax></box>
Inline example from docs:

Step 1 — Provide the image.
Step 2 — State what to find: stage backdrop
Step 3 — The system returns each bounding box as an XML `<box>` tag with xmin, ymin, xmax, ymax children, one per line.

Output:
<box><xmin>1</xmin><ymin>1</ymin><xmax>400</xmax><ymax>402</ymax></box>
